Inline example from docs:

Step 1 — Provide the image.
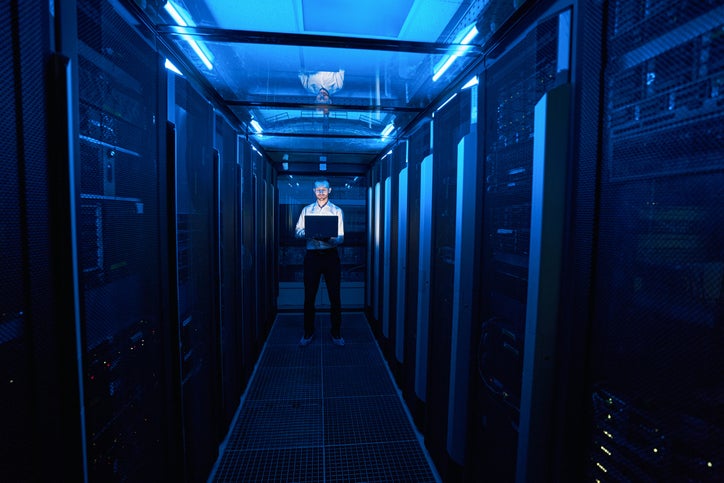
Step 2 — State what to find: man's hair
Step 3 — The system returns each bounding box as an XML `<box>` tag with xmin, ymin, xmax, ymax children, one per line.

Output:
<box><xmin>314</xmin><ymin>179</ymin><xmax>330</xmax><ymax>188</ymax></box>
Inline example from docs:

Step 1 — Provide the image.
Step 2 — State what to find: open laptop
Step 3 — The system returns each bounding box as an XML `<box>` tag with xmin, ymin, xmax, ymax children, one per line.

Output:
<box><xmin>305</xmin><ymin>215</ymin><xmax>338</xmax><ymax>238</ymax></box>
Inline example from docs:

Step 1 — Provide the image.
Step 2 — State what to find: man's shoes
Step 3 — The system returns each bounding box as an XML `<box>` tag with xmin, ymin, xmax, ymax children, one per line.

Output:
<box><xmin>299</xmin><ymin>333</ymin><xmax>314</xmax><ymax>347</ymax></box>
<box><xmin>330</xmin><ymin>333</ymin><xmax>345</xmax><ymax>347</ymax></box>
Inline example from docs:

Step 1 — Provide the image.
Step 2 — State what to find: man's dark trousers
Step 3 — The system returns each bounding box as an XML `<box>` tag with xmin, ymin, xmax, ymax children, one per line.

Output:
<box><xmin>303</xmin><ymin>249</ymin><xmax>342</xmax><ymax>337</ymax></box>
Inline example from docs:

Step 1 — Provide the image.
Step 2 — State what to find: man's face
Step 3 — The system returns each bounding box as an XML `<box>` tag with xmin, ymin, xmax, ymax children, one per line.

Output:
<box><xmin>316</xmin><ymin>89</ymin><xmax>330</xmax><ymax>104</ymax></box>
<box><xmin>314</xmin><ymin>185</ymin><xmax>330</xmax><ymax>203</ymax></box>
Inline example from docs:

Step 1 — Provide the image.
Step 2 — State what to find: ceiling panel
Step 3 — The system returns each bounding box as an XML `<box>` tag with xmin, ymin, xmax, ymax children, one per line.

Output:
<box><xmin>301</xmin><ymin>0</ymin><xmax>416</xmax><ymax>37</ymax></box>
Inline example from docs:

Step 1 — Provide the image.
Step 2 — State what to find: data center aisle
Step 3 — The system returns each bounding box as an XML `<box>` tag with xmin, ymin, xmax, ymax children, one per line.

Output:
<box><xmin>208</xmin><ymin>312</ymin><xmax>440</xmax><ymax>482</ymax></box>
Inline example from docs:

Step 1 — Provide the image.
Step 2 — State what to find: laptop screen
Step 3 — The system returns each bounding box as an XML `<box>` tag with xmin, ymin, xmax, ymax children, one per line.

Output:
<box><xmin>305</xmin><ymin>215</ymin><xmax>338</xmax><ymax>238</ymax></box>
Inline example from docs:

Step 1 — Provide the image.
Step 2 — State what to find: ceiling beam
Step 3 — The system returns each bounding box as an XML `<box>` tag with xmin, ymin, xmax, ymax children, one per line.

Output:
<box><xmin>226</xmin><ymin>100</ymin><xmax>425</xmax><ymax>113</ymax></box>
<box><xmin>156</xmin><ymin>25</ymin><xmax>483</xmax><ymax>56</ymax></box>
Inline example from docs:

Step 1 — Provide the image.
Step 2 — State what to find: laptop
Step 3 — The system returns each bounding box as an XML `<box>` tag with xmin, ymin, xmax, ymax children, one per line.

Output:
<box><xmin>305</xmin><ymin>215</ymin><xmax>338</xmax><ymax>238</ymax></box>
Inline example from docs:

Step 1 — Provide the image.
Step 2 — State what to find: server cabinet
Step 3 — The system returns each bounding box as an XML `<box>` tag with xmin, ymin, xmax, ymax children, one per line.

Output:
<box><xmin>1</xmin><ymin>2</ymin><xmax>87</xmax><ymax>480</ymax></box>
<box><xmin>173</xmin><ymin>75</ymin><xmax>222</xmax><ymax>481</ymax></box>
<box><xmin>586</xmin><ymin>2</ymin><xmax>724</xmax><ymax>481</ymax></box>
<box><xmin>414</xmin><ymin>151</ymin><xmax>434</xmax><ymax>429</ymax></box>
<box><xmin>215</xmin><ymin>114</ymin><xmax>245</xmax><ymax>430</ymax></box>
<box><xmin>473</xmin><ymin>7</ymin><xmax>570</xmax><ymax>482</ymax></box>
<box><xmin>240</xmin><ymin>138</ymin><xmax>258</xmax><ymax>380</ymax></box>
<box><xmin>395</xmin><ymin>147</ymin><xmax>410</xmax><ymax>369</ymax></box>
<box><xmin>425</xmin><ymin>88</ymin><xmax>471</xmax><ymax>479</ymax></box>
<box><xmin>74</xmin><ymin>1</ymin><xmax>176</xmax><ymax>480</ymax></box>
<box><xmin>400</xmin><ymin>124</ymin><xmax>431</xmax><ymax>426</ymax></box>
<box><xmin>381</xmin><ymin>147</ymin><xmax>404</xmax><ymax>361</ymax></box>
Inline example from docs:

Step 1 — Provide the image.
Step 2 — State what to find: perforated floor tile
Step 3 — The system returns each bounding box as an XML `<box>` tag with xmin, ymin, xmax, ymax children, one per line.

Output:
<box><xmin>259</xmin><ymin>344</ymin><xmax>321</xmax><ymax>367</ymax></box>
<box><xmin>323</xmin><ymin>395</ymin><xmax>418</xmax><ymax>445</ymax></box>
<box><xmin>323</xmin><ymin>365</ymin><xmax>397</xmax><ymax>398</ymax></box>
<box><xmin>322</xmin><ymin>344</ymin><xmax>384</xmax><ymax>367</ymax></box>
<box><xmin>266</xmin><ymin>323</ymin><xmax>311</xmax><ymax>345</ymax></box>
<box><xmin>246</xmin><ymin>366</ymin><xmax>322</xmax><ymax>401</ymax></box>
<box><xmin>213</xmin><ymin>446</ymin><xmax>324</xmax><ymax>482</ymax></box>
<box><xmin>324</xmin><ymin>326</ymin><xmax>376</xmax><ymax>344</ymax></box>
<box><xmin>226</xmin><ymin>399</ymin><xmax>323</xmax><ymax>450</ymax></box>
<box><xmin>325</xmin><ymin>441</ymin><xmax>438</xmax><ymax>482</ymax></box>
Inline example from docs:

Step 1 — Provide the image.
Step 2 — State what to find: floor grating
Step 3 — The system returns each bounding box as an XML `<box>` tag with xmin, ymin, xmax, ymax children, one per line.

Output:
<box><xmin>208</xmin><ymin>312</ymin><xmax>440</xmax><ymax>482</ymax></box>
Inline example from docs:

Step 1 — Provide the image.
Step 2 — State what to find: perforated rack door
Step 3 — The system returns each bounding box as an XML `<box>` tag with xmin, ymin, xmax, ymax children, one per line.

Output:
<box><xmin>587</xmin><ymin>1</ymin><xmax>724</xmax><ymax>481</ymax></box>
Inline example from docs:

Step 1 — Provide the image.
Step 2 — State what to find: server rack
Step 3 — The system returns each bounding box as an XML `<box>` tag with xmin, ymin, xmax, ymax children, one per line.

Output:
<box><xmin>425</xmin><ymin>87</ymin><xmax>472</xmax><ymax>479</ymax></box>
<box><xmin>586</xmin><ymin>1</ymin><xmax>724</xmax><ymax>481</ymax></box>
<box><xmin>400</xmin><ymin>124</ymin><xmax>429</xmax><ymax>426</ymax></box>
<box><xmin>239</xmin><ymin>138</ymin><xmax>258</xmax><ymax>381</ymax></box>
<box><xmin>74</xmin><ymin>1</ymin><xmax>176</xmax><ymax>480</ymax></box>
<box><xmin>215</xmin><ymin>113</ymin><xmax>245</xmax><ymax>434</ymax></box>
<box><xmin>473</xmin><ymin>6</ymin><xmax>569</xmax><ymax>481</ymax></box>
<box><xmin>1</xmin><ymin>2</ymin><xmax>87</xmax><ymax>480</ymax></box>
<box><xmin>380</xmin><ymin>145</ymin><xmax>405</xmax><ymax>365</ymax></box>
<box><xmin>172</xmin><ymin>74</ymin><xmax>223</xmax><ymax>481</ymax></box>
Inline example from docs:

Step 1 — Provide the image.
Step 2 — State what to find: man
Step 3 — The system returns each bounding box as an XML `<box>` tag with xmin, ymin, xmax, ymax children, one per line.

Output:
<box><xmin>299</xmin><ymin>70</ymin><xmax>344</xmax><ymax>117</ymax></box>
<box><xmin>298</xmin><ymin>69</ymin><xmax>345</xmax><ymax>97</ymax></box>
<box><xmin>295</xmin><ymin>179</ymin><xmax>345</xmax><ymax>347</ymax></box>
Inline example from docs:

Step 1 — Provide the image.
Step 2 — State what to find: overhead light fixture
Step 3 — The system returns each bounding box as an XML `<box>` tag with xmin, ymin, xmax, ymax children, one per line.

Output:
<box><xmin>381</xmin><ymin>122</ymin><xmax>395</xmax><ymax>138</ymax></box>
<box><xmin>164</xmin><ymin>1</ymin><xmax>213</xmax><ymax>70</ymax></box>
<box><xmin>435</xmin><ymin>93</ymin><xmax>458</xmax><ymax>113</ymax></box>
<box><xmin>319</xmin><ymin>163</ymin><xmax>327</xmax><ymax>171</ymax></box>
<box><xmin>250</xmin><ymin>119</ymin><xmax>263</xmax><ymax>133</ymax></box>
<box><xmin>432</xmin><ymin>24</ymin><xmax>479</xmax><ymax>82</ymax></box>
<box><xmin>462</xmin><ymin>75</ymin><xmax>479</xmax><ymax>89</ymax></box>
<box><xmin>164</xmin><ymin>59</ymin><xmax>183</xmax><ymax>75</ymax></box>
<box><xmin>282</xmin><ymin>162</ymin><xmax>289</xmax><ymax>170</ymax></box>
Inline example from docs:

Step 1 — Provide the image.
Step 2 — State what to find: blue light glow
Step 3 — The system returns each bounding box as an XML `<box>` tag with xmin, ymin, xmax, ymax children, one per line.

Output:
<box><xmin>164</xmin><ymin>59</ymin><xmax>183</xmax><ymax>75</ymax></box>
<box><xmin>164</xmin><ymin>1</ymin><xmax>214</xmax><ymax>70</ymax></box>
<box><xmin>432</xmin><ymin>24</ymin><xmax>479</xmax><ymax>82</ymax></box>
<box><xmin>381</xmin><ymin>122</ymin><xmax>395</xmax><ymax>138</ymax></box>
<box><xmin>462</xmin><ymin>75</ymin><xmax>478</xmax><ymax>89</ymax></box>
<box><xmin>250</xmin><ymin>119</ymin><xmax>263</xmax><ymax>133</ymax></box>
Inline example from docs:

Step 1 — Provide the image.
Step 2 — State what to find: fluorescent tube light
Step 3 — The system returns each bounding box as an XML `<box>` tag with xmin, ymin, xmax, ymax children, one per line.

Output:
<box><xmin>432</xmin><ymin>24</ymin><xmax>479</xmax><ymax>82</ymax></box>
<box><xmin>461</xmin><ymin>24</ymin><xmax>479</xmax><ymax>44</ymax></box>
<box><xmin>250</xmin><ymin>119</ymin><xmax>263</xmax><ymax>133</ymax></box>
<box><xmin>381</xmin><ymin>122</ymin><xmax>395</xmax><ymax>138</ymax></box>
<box><xmin>435</xmin><ymin>93</ymin><xmax>458</xmax><ymax>113</ymax></box>
<box><xmin>319</xmin><ymin>163</ymin><xmax>327</xmax><ymax>171</ymax></box>
<box><xmin>164</xmin><ymin>1</ymin><xmax>213</xmax><ymax>70</ymax></box>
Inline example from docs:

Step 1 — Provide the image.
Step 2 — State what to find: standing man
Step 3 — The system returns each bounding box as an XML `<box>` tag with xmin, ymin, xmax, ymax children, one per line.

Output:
<box><xmin>295</xmin><ymin>179</ymin><xmax>345</xmax><ymax>347</ymax></box>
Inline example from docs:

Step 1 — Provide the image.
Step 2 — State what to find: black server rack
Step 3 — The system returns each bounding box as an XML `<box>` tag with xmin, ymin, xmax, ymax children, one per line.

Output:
<box><xmin>1</xmin><ymin>2</ymin><xmax>82</xmax><ymax>480</ymax></box>
<box><xmin>216</xmin><ymin>114</ymin><xmax>245</xmax><ymax>430</ymax></box>
<box><xmin>385</xmin><ymin>144</ymin><xmax>407</xmax><ymax>380</ymax></box>
<box><xmin>380</xmin><ymin>148</ymin><xmax>402</xmax><ymax>364</ymax></box>
<box><xmin>401</xmin><ymin>124</ymin><xmax>430</xmax><ymax>427</ymax></box>
<box><xmin>172</xmin><ymin>75</ymin><xmax>222</xmax><ymax>481</ymax></box>
<box><xmin>74</xmin><ymin>1</ymin><xmax>175</xmax><ymax>480</ymax></box>
<box><xmin>425</xmin><ymin>88</ymin><xmax>471</xmax><ymax>479</ymax></box>
<box><xmin>240</xmin><ymin>138</ymin><xmax>258</xmax><ymax>378</ymax></box>
<box><xmin>586</xmin><ymin>1</ymin><xmax>724</xmax><ymax>481</ymax></box>
<box><xmin>473</xmin><ymin>9</ymin><xmax>567</xmax><ymax>482</ymax></box>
